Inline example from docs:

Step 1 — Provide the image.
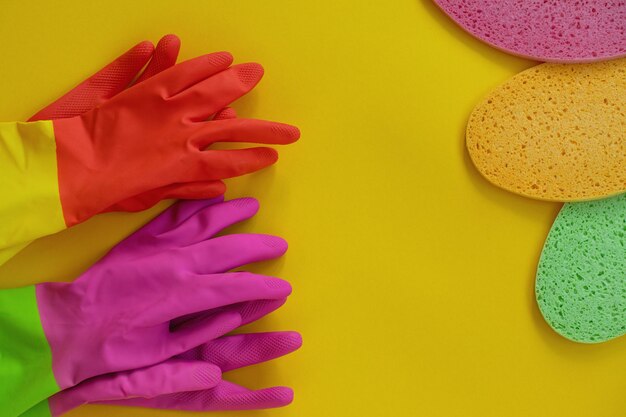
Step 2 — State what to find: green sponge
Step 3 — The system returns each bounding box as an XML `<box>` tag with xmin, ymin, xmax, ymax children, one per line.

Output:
<box><xmin>536</xmin><ymin>194</ymin><xmax>626</xmax><ymax>343</ymax></box>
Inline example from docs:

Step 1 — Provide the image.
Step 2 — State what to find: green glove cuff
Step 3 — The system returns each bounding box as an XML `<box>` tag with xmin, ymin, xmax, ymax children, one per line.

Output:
<box><xmin>0</xmin><ymin>286</ymin><xmax>59</xmax><ymax>416</ymax></box>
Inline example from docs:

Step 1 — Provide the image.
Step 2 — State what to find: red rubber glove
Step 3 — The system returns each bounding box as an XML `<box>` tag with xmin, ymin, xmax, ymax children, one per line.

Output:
<box><xmin>28</xmin><ymin>35</ymin><xmax>239</xmax><ymax>213</ymax></box>
<box><xmin>52</xmin><ymin>52</ymin><xmax>300</xmax><ymax>225</ymax></box>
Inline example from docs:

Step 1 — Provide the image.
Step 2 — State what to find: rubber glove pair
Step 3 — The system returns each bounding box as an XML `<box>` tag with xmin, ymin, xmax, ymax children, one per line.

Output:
<box><xmin>2</xmin><ymin>196</ymin><xmax>300</xmax><ymax>417</ymax></box>
<box><xmin>0</xmin><ymin>36</ymin><xmax>300</xmax><ymax>414</ymax></box>
<box><xmin>0</xmin><ymin>34</ymin><xmax>299</xmax><ymax>264</ymax></box>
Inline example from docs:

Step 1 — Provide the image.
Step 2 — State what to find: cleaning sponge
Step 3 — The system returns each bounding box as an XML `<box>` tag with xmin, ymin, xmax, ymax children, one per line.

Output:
<box><xmin>434</xmin><ymin>0</ymin><xmax>626</xmax><ymax>63</ymax></box>
<box><xmin>467</xmin><ymin>58</ymin><xmax>626</xmax><ymax>202</ymax></box>
<box><xmin>536</xmin><ymin>194</ymin><xmax>626</xmax><ymax>343</ymax></box>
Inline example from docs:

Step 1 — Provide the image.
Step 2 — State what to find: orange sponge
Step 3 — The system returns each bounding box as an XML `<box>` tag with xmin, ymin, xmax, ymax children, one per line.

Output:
<box><xmin>467</xmin><ymin>59</ymin><xmax>626</xmax><ymax>202</ymax></box>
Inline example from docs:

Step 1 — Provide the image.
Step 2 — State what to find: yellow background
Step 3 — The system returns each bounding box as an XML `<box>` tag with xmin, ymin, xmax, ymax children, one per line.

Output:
<box><xmin>0</xmin><ymin>1</ymin><xmax>624</xmax><ymax>416</ymax></box>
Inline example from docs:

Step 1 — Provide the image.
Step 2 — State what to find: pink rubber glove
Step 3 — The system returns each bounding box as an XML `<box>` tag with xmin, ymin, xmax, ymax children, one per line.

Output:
<box><xmin>41</xmin><ymin>197</ymin><xmax>301</xmax><ymax>415</ymax></box>
<box><xmin>3</xmin><ymin>196</ymin><xmax>295</xmax><ymax>417</ymax></box>
<box><xmin>39</xmin><ymin>197</ymin><xmax>293</xmax><ymax>387</ymax></box>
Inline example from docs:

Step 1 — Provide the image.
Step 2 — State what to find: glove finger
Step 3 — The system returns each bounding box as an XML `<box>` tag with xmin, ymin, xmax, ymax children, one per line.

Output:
<box><xmin>179</xmin><ymin>331</ymin><xmax>302</xmax><ymax>372</ymax></box>
<box><xmin>96</xmin><ymin>381</ymin><xmax>294</xmax><ymax>411</ymax></box>
<box><xmin>193</xmin><ymin>147</ymin><xmax>279</xmax><ymax>181</ymax></box>
<box><xmin>189</xmin><ymin>118</ymin><xmax>300</xmax><ymax>148</ymax></box>
<box><xmin>147</xmin><ymin>52</ymin><xmax>234</xmax><ymax>97</ymax></box>
<box><xmin>171</xmin><ymin>298</ymin><xmax>286</xmax><ymax>333</ymax></box>
<box><xmin>237</xmin><ymin>298</ymin><xmax>287</xmax><ymax>325</ymax></box>
<box><xmin>102</xmin><ymin>180</ymin><xmax>225</xmax><ymax>213</ymax></box>
<box><xmin>170</xmin><ymin>63</ymin><xmax>264</xmax><ymax>120</ymax></box>
<box><xmin>151</xmin><ymin>197</ymin><xmax>261</xmax><ymax>247</ymax></box>
<box><xmin>134</xmin><ymin>34</ymin><xmax>181</xmax><ymax>84</ymax></box>
<box><xmin>111</xmin><ymin>198</ymin><xmax>227</xmax><ymax>248</ymax></box>
<box><xmin>213</xmin><ymin>107</ymin><xmax>238</xmax><ymax>120</ymax></box>
<box><xmin>104</xmin><ymin>198</ymin><xmax>227</xmax><ymax>262</ymax></box>
<box><xmin>49</xmin><ymin>360</ymin><xmax>220</xmax><ymax>416</ymax></box>
<box><xmin>147</xmin><ymin>272</ymin><xmax>291</xmax><ymax>325</ymax></box>
<box><xmin>164</xmin><ymin>311</ymin><xmax>242</xmax><ymax>357</ymax></box>
<box><xmin>29</xmin><ymin>40</ymin><xmax>154</xmax><ymax>121</ymax></box>
<box><xmin>175</xmin><ymin>233</ymin><xmax>287</xmax><ymax>274</ymax></box>
<box><xmin>189</xmin><ymin>381</ymin><xmax>294</xmax><ymax>410</ymax></box>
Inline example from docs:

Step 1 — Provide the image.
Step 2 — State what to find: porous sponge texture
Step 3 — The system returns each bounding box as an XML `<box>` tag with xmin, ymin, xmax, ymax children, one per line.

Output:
<box><xmin>467</xmin><ymin>59</ymin><xmax>626</xmax><ymax>202</ymax></box>
<box><xmin>536</xmin><ymin>194</ymin><xmax>626</xmax><ymax>343</ymax></box>
<box><xmin>434</xmin><ymin>0</ymin><xmax>626</xmax><ymax>63</ymax></box>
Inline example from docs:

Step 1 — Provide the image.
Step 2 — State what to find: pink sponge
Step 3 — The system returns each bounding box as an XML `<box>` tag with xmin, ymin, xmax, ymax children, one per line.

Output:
<box><xmin>434</xmin><ymin>0</ymin><xmax>626</xmax><ymax>63</ymax></box>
